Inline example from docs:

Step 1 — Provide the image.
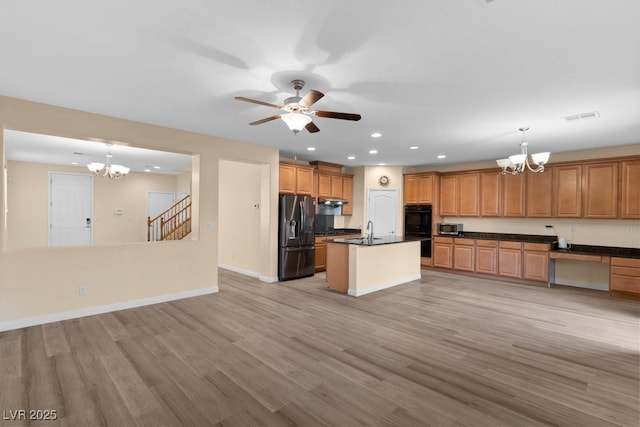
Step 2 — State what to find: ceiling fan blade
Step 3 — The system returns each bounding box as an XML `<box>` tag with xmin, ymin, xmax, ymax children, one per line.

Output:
<box><xmin>314</xmin><ymin>110</ymin><xmax>362</xmax><ymax>121</ymax></box>
<box><xmin>235</xmin><ymin>96</ymin><xmax>282</xmax><ymax>110</ymax></box>
<box><xmin>305</xmin><ymin>121</ymin><xmax>320</xmax><ymax>133</ymax></box>
<box><xmin>249</xmin><ymin>115</ymin><xmax>282</xmax><ymax>125</ymax></box>
<box><xmin>299</xmin><ymin>90</ymin><xmax>324</xmax><ymax>109</ymax></box>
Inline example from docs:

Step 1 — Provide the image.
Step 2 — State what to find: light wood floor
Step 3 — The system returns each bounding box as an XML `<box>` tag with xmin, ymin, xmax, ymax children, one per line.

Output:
<box><xmin>1</xmin><ymin>269</ymin><xmax>638</xmax><ymax>426</ymax></box>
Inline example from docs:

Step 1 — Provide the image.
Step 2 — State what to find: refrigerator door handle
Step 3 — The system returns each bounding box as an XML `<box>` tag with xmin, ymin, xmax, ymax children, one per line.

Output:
<box><xmin>299</xmin><ymin>200</ymin><xmax>305</xmax><ymax>237</ymax></box>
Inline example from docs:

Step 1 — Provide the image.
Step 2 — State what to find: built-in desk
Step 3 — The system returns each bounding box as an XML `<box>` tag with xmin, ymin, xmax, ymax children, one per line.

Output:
<box><xmin>549</xmin><ymin>250</ymin><xmax>611</xmax><ymax>288</ymax></box>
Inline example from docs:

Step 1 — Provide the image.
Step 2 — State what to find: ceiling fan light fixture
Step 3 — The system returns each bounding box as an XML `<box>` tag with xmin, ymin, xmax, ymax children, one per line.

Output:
<box><xmin>281</xmin><ymin>112</ymin><xmax>312</xmax><ymax>134</ymax></box>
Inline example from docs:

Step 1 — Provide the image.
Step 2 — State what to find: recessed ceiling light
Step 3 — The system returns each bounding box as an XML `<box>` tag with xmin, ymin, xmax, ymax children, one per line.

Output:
<box><xmin>371</xmin><ymin>132</ymin><xmax>382</xmax><ymax>138</ymax></box>
<box><xmin>153</xmin><ymin>166</ymin><xmax>161</xmax><ymax>169</ymax></box>
<box><xmin>144</xmin><ymin>168</ymin><xmax>151</xmax><ymax>172</ymax></box>
<box><xmin>347</xmin><ymin>156</ymin><xmax>355</xmax><ymax>160</ymax></box>
<box><xmin>71</xmin><ymin>162</ymin><xmax>78</xmax><ymax>165</ymax></box>
<box><xmin>307</xmin><ymin>147</ymin><xmax>316</xmax><ymax>151</ymax></box>
<box><xmin>369</xmin><ymin>149</ymin><xmax>378</xmax><ymax>154</ymax></box>
<box><xmin>409</xmin><ymin>146</ymin><xmax>419</xmax><ymax>150</ymax></box>
<box><xmin>437</xmin><ymin>155</ymin><xmax>446</xmax><ymax>159</ymax></box>
<box><xmin>378</xmin><ymin>163</ymin><xmax>386</xmax><ymax>166</ymax></box>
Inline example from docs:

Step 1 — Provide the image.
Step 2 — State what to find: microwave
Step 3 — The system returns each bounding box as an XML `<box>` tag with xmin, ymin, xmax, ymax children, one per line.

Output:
<box><xmin>438</xmin><ymin>223</ymin><xmax>463</xmax><ymax>235</ymax></box>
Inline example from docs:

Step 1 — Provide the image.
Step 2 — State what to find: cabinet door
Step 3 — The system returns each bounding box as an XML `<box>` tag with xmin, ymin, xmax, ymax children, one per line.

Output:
<box><xmin>498</xmin><ymin>242</ymin><xmax>522</xmax><ymax>278</ymax></box>
<box><xmin>526</xmin><ymin>169</ymin><xmax>553</xmax><ymax>217</ymax></box>
<box><xmin>404</xmin><ymin>175</ymin><xmax>419</xmax><ymax>204</ymax></box>
<box><xmin>459</xmin><ymin>173</ymin><xmax>479</xmax><ymax>216</ymax></box>
<box><xmin>318</xmin><ymin>173</ymin><xmax>331</xmax><ymax>198</ymax></box>
<box><xmin>554</xmin><ymin>165</ymin><xmax>582</xmax><ymax>217</ymax></box>
<box><xmin>583</xmin><ymin>162</ymin><xmax>618</xmax><ymax>219</ymax></box>
<box><xmin>433</xmin><ymin>238</ymin><xmax>453</xmax><ymax>269</ymax></box>
<box><xmin>315</xmin><ymin>242</ymin><xmax>326</xmax><ymax>272</ymax></box>
<box><xmin>296</xmin><ymin>167</ymin><xmax>314</xmax><ymax>196</ymax></box>
<box><xmin>523</xmin><ymin>243</ymin><xmax>549</xmax><ymax>282</ymax></box>
<box><xmin>475</xmin><ymin>241</ymin><xmax>498</xmax><ymax>275</ymax></box>
<box><xmin>621</xmin><ymin>159</ymin><xmax>640</xmax><ymax>219</ymax></box>
<box><xmin>330</xmin><ymin>175</ymin><xmax>343</xmax><ymax>198</ymax></box>
<box><xmin>480</xmin><ymin>171</ymin><xmax>501</xmax><ymax>217</ymax></box>
<box><xmin>503</xmin><ymin>173</ymin><xmax>526</xmax><ymax>217</ymax></box>
<box><xmin>342</xmin><ymin>175</ymin><xmax>353</xmax><ymax>215</ymax></box>
<box><xmin>279</xmin><ymin>164</ymin><xmax>296</xmax><ymax>194</ymax></box>
<box><xmin>610</xmin><ymin>257</ymin><xmax>640</xmax><ymax>294</ymax></box>
<box><xmin>418</xmin><ymin>174</ymin><xmax>435</xmax><ymax>204</ymax></box>
<box><xmin>439</xmin><ymin>175</ymin><xmax>458</xmax><ymax>216</ymax></box>
<box><xmin>454</xmin><ymin>242</ymin><xmax>475</xmax><ymax>272</ymax></box>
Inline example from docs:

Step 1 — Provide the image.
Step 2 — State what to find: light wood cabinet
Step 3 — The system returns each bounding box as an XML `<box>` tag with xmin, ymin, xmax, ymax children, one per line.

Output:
<box><xmin>439</xmin><ymin>175</ymin><xmax>458</xmax><ymax>216</ymax></box>
<box><xmin>526</xmin><ymin>169</ymin><xmax>553</xmax><ymax>217</ymax></box>
<box><xmin>554</xmin><ymin>164</ymin><xmax>582</xmax><ymax>217</ymax></box>
<box><xmin>342</xmin><ymin>175</ymin><xmax>353</xmax><ymax>215</ymax></box>
<box><xmin>317</xmin><ymin>173</ymin><xmax>332</xmax><ymax>198</ymax></box>
<box><xmin>404</xmin><ymin>174</ymin><xmax>437</xmax><ymax>205</ymax></box>
<box><xmin>621</xmin><ymin>159</ymin><xmax>640</xmax><ymax>219</ymax></box>
<box><xmin>453</xmin><ymin>238</ymin><xmax>475</xmax><ymax>272</ymax></box>
<box><xmin>315</xmin><ymin>238</ymin><xmax>326</xmax><ymax>272</ymax></box>
<box><xmin>433</xmin><ymin>237</ymin><xmax>454</xmax><ymax>269</ymax></box>
<box><xmin>498</xmin><ymin>241</ymin><xmax>522</xmax><ymax>279</ymax></box>
<box><xmin>480</xmin><ymin>171</ymin><xmax>501</xmax><ymax>217</ymax></box>
<box><xmin>610</xmin><ymin>257</ymin><xmax>640</xmax><ymax>294</ymax></box>
<box><xmin>584</xmin><ymin>162</ymin><xmax>618</xmax><ymax>218</ymax></box>
<box><xmin>475</xmin><ymin>240</ymin><xmax>498</xmax><ymax>275</ymax></box>
<box><xmin>279</xmin><ymin>163</ymin><xmax>313</xmax><ymax>195</ymax></box>
<box><xmin>330</xmin><ymin>175</ymin><xmax>343</xmax><ymax>198</ymax></box>
<box><xmin>459</xmin><ymin>173</ymin><xmax>480</xmax><ymax>216</ymax></box>
<box><xmin>503</xmin><ymin>173</ymin><xmax>526</xmax><ymax>217</ymax></box>
<box><xmin>522</xmin><ymin>243</ymin><xmax>549</xmax><ymax>282</ymax></box>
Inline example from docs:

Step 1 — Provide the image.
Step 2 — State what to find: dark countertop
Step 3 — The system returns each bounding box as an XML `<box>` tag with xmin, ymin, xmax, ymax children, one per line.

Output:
<box><xmin>330</xmin><ymin>236</ymin><xmax>425</xmax><ymax>246</ymax></box>
<box><xmin>315</xmin><ymin>228</ymin><xmax>361</xmax><ymax>237</ymax></box>
<box><xmin>440</xmin><ymin>231</ymin><xmax>640</xmax><ymax>259</ymax></box>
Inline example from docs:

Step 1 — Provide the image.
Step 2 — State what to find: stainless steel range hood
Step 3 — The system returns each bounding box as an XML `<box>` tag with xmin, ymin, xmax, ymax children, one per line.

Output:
<box><xmin>318</xmin><ymin>198</ymin><xmax>349</xmax><ymax>206</ymax></box>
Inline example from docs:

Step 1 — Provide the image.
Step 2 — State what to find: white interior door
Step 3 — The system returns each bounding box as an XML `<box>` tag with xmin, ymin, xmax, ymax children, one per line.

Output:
<box><xmin>367</xmin><ymin>188</ymin><xmax>398</xmax><ymax>236</ymax></box>
<box><xmin>49</xmin><ymin>172</ymin><xmax>93</xmax><ymax>247</ymax></box>
<box><xmin>147</xmin><ymin>191</ymin><xmax>176</xmax><ymax>219</ymax></box>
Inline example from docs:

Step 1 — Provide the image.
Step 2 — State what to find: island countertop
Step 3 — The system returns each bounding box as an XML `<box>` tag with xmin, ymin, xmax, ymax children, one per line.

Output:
<box><xmin>330</xmin><ymin>236</ymin><xmax>426</xmax><ymax>246</ymax></box>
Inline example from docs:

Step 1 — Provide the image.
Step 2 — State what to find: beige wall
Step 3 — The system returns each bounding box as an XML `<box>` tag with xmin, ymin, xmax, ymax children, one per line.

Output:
<box><xmin>0</xmin><ymin>96</ymin><xmax>279</xmax><ymax>330</ymax></box>
<box><xmin>7</xmin><ymin>160</ymin><xmax>186</xmax><ymax>248</ymax></box>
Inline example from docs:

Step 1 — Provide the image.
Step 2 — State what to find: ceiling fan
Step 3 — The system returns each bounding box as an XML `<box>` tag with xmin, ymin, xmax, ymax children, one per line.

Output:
<box><xmin>234</xmin><ymin>79</ymin><xmax>361</xmax><ymax>134</ymax></box>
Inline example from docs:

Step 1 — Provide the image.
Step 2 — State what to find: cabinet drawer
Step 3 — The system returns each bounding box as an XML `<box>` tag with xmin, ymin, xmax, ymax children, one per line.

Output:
<box><xmin>611</xmin><ymin>257</ymin><xmax>640</xmax><ymax>268</ymax></box>
<box><xmin>524</xmin><ymin>242</ymin><xmax>549</xmax><ymax>252</ymax></box>
<box><xmin>476</xmin><ymin>239</ymin><xmax>497</xmax><ymax>247</ymax></box>
<box><xmin>611</xmin><ymin>266</ymin><xmax>640</xmax><ymax>277</ymax></box>
<box><xmin>454</xmin><ymin>238</ymin><xmax>475</xmax><ymax>246</ymax></box>
<box><xmin>611</xmin><ymin>275</ymin><xmax>640</xmax><ymax>293</ymax></box>
<box><xmin>499</xmin><ymin>241</ymin><xmax>522</xmax><ymax>249</ymax></box>
<box><xmin>433</xmin><ymin>236</ymin><xmax>453</xmax><ymax>244</ymax></box>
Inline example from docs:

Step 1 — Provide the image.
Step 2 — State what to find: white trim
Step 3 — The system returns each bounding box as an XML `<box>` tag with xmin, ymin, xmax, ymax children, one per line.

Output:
<box><xmin>347</xmin><ymin>274</ymin><xmax>421</xmax><ymax>297</ymax></box>
<box><xmin>553</xmin><ymin>280</ymin><xmax>608</xmax><ymax>291</ymax></box>
<box><xmin>218</xmin><ymin>264</ymin><xmax>278</xmax><ymax>283</ymax></box>
<box><xmin>0</xmin><ymin>287</ymin><xmax>219</xmax><ymax>332</ymax></box>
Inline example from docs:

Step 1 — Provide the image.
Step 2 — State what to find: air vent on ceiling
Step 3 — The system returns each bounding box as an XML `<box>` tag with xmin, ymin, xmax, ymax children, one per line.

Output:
<box><xmin>476</xmin><ymin>0</ymin><xmax>496</xmax><ymax>4</ymax></box>
<box><xmin>564</xmin><ymin>111</ymin><xmax>600</xmax><ymax>122</ymax></box>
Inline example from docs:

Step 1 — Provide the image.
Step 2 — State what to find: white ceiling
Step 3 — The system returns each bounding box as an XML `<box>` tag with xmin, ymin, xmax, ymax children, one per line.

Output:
<box><xmin>1</xmin><ymin>0</ymin><xmax>639</xmax><ymax>168</ymax></box>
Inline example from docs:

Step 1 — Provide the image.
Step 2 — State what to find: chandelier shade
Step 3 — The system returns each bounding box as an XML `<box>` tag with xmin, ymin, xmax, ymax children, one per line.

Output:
<box><xmin>281</xmin><ymin>112</ymin><xmax>312</xmax><ymax>133</ymax></box>
<box><xmin>496</xmin><ymin>127</ymin><xmax>550</xmax><ymax>175</ymax></box>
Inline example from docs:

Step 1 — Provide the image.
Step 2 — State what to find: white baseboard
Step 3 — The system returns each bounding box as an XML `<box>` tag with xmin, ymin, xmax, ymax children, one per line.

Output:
<box><xmin>0</xmin><ymin>287</ymin><xmax>219</xmax><ymax>333</ymax></box>
<box><xmin>218</xmin><ymin>264</ymin><xmax>278</xmax><ymax>283</ymax></box>
<box><xmin>347</xmin><ymin>274</ymin><xmax>422</xmax><ymax>297</ymax></box>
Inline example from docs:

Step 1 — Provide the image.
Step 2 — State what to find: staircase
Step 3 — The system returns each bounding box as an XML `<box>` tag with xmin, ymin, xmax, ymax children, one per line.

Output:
<box><xmin>148</xmin><ymin>195</ymin><xmax>192</xmax><ymax>241</ymax></box>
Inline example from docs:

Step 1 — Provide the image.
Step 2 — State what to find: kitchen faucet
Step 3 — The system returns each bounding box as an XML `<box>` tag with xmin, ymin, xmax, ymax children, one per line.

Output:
<box><xmin>366</xmin><ymin>220</ymin><xmax>374</xmax><ymax>240</ymax></box>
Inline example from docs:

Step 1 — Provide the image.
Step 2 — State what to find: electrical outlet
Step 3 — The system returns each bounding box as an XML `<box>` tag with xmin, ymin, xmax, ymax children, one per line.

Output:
<box><xmin>79</xmin><ymin>286</ymin><xmax>88</xmax><ymax>296</ymax></box>
<box><xmin>627</xmin><ymin>226</ymin><xmax>634</xmax><ymax>234</ymax></box>
<box><xmin>569</xmin><ymin>225</ymin><xmax>575</xmax><ymax>233</ymax></box>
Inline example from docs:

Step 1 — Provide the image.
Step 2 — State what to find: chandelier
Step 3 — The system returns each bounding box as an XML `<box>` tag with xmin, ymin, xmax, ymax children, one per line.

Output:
<box><xmin>280</xmin><ymin>112</ymin><xmax>312</xmax><ymax>134</ymax></box>
<box><xmin>87</xmin><ymin>144</ymin><xmax>130</xmax><ymax>178</ymax></box>
<box><xmin>496</xmin><ymin>127</ymin><xmax>550</xmax><ymax>175</ymax></box>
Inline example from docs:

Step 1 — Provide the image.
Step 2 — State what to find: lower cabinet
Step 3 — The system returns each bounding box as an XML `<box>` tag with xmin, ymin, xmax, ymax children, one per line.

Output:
<box><xmin>453</xmin><ymin>238</ymin><xmax>475</xmax><ymax>272</ymax></box>
<box><xmin>433</xmin><ymin>237</ymin><xmax>454</xmax><ymax>269</ymax></box>
<box><xmin>523</xmin><ymin>243</ymin><xmax>549</xmax><ymax>282</ymax></box>
<box><xmin>475</xmin><ymin>240</ymin><xmax>498</xmax><ymax>275</ymax></box>
<box><xmin>498</xmin><ymin>241</ymin><xmax>523</xmax><ymax>279</ymax></box>
<box><xmin>315</xmin><ymin>238</ymin><xmax>326</xmax><ymax>272</ymax></box>
<box><xmin>610</xmin><ymin>257</ymin><xmax>640</xmax><ymax>294</ymax></box>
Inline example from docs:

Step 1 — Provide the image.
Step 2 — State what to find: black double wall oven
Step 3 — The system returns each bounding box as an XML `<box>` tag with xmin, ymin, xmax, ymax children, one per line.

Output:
<box><xmin>404</xmin><ymin>204</ymin><xmax>432</xmax><ymax>257</ymax></box>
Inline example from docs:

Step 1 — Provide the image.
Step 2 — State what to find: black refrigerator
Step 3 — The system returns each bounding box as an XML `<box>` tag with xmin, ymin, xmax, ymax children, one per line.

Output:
<box><xmin>278</xmin><ymin>194</ymin><xmax>315</xmax><ymax>281</ymax></box>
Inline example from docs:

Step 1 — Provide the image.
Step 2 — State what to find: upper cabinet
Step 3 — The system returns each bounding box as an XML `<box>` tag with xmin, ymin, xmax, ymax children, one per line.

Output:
<box><xmin>439</xmin><ymin>174</ymin><xmax>458</xmax><ymax>216</ymax></box>
<box><xmin>279</xmin><ymin>163</ymin><xmax>314</xmax><ymax>195</ymax></box>
<box><xmin>404</xmin><ymin>173</ymin><xmax>436</xmax><ymax>205</ymax></box>
<box><xmin>309</xmin><ymin>161</ymin><xmax>354</xmax><ymax>215</ymax></box>
<box><xmin>553</xmin><ymin>164</ymin><xmax>582</xmax><ymax>217</ymax></box>
<box><xmin>458</xmin><ymin>173</ymin><xmax>480</xmax><ymax>216</ymax></box>
<box><xmin>526</xmin><ymin>170</ymin><xmax>553</xmax><ymax>217</ymax></box>
<box><xmin>342</xmin><ymin>175</ymin><xmax>354</xmax><ymax>215</ymax></box>
<box><xmin>583</xmin><ymin>162</ymin><xmax>618</xmax><ymax>219</ymax></box>
<box><xmin>480</xmin><ymin>171</ymin><xmax>501</xmax><ymax>217</ymax></box>
<box><xmin>621</xmin><ymin>159</ymin><xmax>640</xmax><ymax>219</ymax></box>
<box><xmin>502</xmin><ymin>173</ymin><xmax>526</xmax><ymax>217</ymax></box>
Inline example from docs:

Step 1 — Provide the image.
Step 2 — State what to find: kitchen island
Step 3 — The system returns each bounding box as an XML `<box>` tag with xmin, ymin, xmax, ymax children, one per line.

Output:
<box><xmin>326</xmin><ymin>237</ymin><xmax>421</xmax><ymax>296</ymax></box>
